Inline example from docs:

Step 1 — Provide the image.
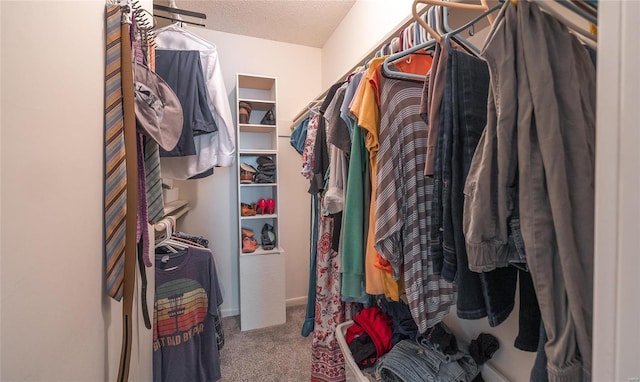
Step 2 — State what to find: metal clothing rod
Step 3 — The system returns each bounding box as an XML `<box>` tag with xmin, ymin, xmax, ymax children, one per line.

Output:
<box><xmin>153</xmin><ymin>4</ymin><xmax>207</xmax><ymax>19</ymax></box>
<box><xmin>154</xmin><ymin>14</ymin><xmax>206</xmax><ymax>27</ymax></box>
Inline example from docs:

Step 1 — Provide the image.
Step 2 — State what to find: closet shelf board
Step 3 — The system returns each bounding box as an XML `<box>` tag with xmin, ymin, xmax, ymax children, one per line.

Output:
<box><xmin>237</xmin><ymin>75</ymin><xmax>276</xmax><ymax>90</ymax></box>
<box><xmin>237</xmin><ymin>98</ymin><xmax>276</xmax><ymax>111</ymax></box>
<box><xmin>239</xmin><ymin>123</ymin><xmax>277</xmax><ymax>133</ymax></box>
<box><xmin>240</xmin><ymin>183</ymin><xmax>277</xmax><ymax>187</ymax></box>
<box><xmin>239</xmin><ymin>149</ymin><xmax>278</xmax><ymax>155</ymax></box>
<box><xmin>240</xmin><ymin>214</ymin><xmax>278</xmax><ymax>220</ymax></box>
<box><xmin>163</xmin><ymin>199</ymin><xmax>189</xmax><ymax>216</ymax></box>
<box><xmin>240</xmin><ymin>246</ymin><xmax>284</xmax><ymax>257</ymax></box>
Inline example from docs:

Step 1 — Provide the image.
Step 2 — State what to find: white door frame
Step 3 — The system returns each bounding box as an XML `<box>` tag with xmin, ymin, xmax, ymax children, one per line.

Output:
<box><xmin>593</xmin><ymin>1</ymin><xmax>640</xmax><ymax>381</ymax></box>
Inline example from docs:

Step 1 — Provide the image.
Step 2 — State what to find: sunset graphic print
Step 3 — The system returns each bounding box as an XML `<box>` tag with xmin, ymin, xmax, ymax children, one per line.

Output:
<box><xmin>154</xmin><ymin>278</ymin><xmax>209</xmax><ymax>350</ymax></box>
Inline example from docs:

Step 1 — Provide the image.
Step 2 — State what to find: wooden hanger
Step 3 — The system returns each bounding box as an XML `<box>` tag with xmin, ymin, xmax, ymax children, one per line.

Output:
<box><xmin>412</xmin><ymin>0</ymin><xmax>492</xmax><ymax>43</ymax></box>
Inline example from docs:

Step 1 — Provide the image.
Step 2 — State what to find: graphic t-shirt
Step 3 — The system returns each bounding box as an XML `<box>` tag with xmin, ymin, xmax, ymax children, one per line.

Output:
<box><xmin>153</xmin><ymin>247</ymin><xmax>223</xmax><ymax>382</ymax></box>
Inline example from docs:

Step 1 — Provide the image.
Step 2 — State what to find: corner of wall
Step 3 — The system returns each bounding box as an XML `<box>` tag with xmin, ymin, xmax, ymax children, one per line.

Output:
<box><xmin>0</xmin><ymin>1</ymin><xmax>3</xmax><ymax>378</ymax></box>
<box><xmin>320</xmin><ymin>0</ymin><xmax>414</xmax><ymax>88</ymax></box>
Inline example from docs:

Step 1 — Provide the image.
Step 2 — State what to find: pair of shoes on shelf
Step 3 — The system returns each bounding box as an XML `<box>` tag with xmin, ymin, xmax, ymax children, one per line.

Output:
<box><xmin>240</xmin><ymin>163</ymin><xmax>257</xmax><ymax>184</ymax></box>
<box><xmin>241</xmin><ymin>202</ymin><xmax>257</xmax><ymax>216</ymax></box>
<box><xmin>242</xmin><ymin>227</ymin><xmax>260</xmax><ymax>253</ymax></box>
<box><xmin>261</xmin><ymin>223</ymin><xmax>276</xmax><ymax>250</ymax></box>
<box><xmin>256</xmin><ymin>198</ymin><xmax>276</xmax><ymax>215</ymax></box>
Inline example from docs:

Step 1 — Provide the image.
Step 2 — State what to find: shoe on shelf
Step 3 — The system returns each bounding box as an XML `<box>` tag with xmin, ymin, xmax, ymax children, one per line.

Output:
<box><xmin>240</xmin><ymin>172</ymin><xmax>253</xmax><ymax>183</ymax></box>
<box><xmin>241</xmin><ymin>202</ymin><xmax>256</xmax><ymax>216</ymax></box>
<box><xmin>242</xmin><ymin>236</ymin><xmax>260</xmax><ymax>253</ymax></box>
<box><xmin>240</xmin><ymin>163</ymin><xmax>257</xmax><ymax>184</ymax></box>
<box><xmin>241</xmin><ymin>227</ymin><xmax>254</xmax><ymax>238</ymax></box>
<box><xmin>256</xmin><ymin>198</ymin><xmax>267</xmax><ymax>215</ymax></box>
<box><xmin>239</xmin><ymin>101</ymin><xmax>253</xmax><ymax>124</ymax></box>
<box><xmin>260</xmin><ymin>109</ymin><xmax>276</xmax><ymax>125</ymax></box>
<box><xmin>256</xmin><ymin>156</ymin><xmax>274</xmax><ymax>166</ymax></box>
<box><xmin>267</xmin><ymin>198</ymin><xmax>275</xmax><ymax>214</ymax></box>
<box><xmin>261</xmin><ymin>223</ymin><xmax>276</xmax><ymax>250</ymax></box>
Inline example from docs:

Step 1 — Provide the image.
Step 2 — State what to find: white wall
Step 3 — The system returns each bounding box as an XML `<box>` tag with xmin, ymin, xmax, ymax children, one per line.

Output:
<box><xmin>173</xmin><ymin>28</ymin><xmax>321</xmax><ymax>317</ymax></box>
<box><xmin>321</xmin><ymin>0</ymin><xmax>414</xmax><ymax>88</ymax></box>
<box><xmin>1</xmin><ymin>1</ymin><xmax>152</xmax><ymax>381</ymax></box>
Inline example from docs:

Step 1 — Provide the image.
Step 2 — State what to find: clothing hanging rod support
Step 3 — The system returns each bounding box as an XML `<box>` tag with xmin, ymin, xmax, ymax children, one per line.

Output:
<box><xmin>153</xmin><ymin>4</ymin><xmax>207</xmax><ymax>20</ymax></box>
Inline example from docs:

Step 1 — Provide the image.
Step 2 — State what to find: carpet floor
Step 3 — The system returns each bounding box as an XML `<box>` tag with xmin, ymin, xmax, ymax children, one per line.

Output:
<box><xmin>218</xmin><ymin>305</ymin><xmax>313</xmax><ymax>382</ymax></box>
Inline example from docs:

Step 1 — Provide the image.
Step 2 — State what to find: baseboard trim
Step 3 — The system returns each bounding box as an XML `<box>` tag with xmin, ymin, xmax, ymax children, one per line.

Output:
<box><xmin>221</xmin><ymin>298</ymin><xmax>306</xmax><ymax>318</ymax></box>
<box><xmin>221</xmin><ymin>307</ymin><xmax>239</xmax><ymax>318</ymax></box>
<box><xmin>482</xmin><ymin>362</ymin><xmax>509</xmax><ymax>382</ymax></box>
<box><xmin>286</xmin><ymin>296</ymin><xmax>307</xmax><ymax>307</ymax></box>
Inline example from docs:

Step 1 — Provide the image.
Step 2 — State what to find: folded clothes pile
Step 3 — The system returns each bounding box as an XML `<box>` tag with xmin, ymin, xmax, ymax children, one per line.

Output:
<box><xmin>375</xmin><ymin>323</ymin><xmax>499</xmax><ymax>382</ymax></box>
<box><xmin>254</xmin><ymin>156</ymin><xmax>276</xmax><ymax>183</ymax></box>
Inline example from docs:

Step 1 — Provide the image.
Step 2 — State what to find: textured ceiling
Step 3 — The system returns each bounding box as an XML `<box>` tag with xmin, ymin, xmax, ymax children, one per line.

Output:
<box><xmin>154</xmin><ymin>0</ymin><xmax>357</xmax><ymax>48</ymax></box>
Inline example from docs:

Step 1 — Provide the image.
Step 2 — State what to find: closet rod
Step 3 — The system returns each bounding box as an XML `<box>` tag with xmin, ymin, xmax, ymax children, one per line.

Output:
<box><xmin>289</xmin><ymin>5</ymin><xmax>430</xmax><ymax>131</ymax></box>
<box><xmin>153</xmin><ymin>4</ymin><xmax>207</xmax><ymax>20</ymax></box>
<box><xmin>154</xmin><ymin>14</ymin><xmax>206</xmax><ymax>27</ymax></box>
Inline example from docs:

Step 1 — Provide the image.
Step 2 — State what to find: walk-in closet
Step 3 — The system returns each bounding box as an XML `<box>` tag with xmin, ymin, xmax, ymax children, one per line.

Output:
<box><xmin>0</xmin><ymin>0</ymin><xmax>638</xmax><ymax>381</ymax></box>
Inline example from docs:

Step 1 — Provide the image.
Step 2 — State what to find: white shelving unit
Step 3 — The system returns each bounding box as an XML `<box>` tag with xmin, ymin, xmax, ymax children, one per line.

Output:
<box><xmin>235</xmin><ymin>73</ymin><xmax>286</xmax><ymax>331</ymax></box>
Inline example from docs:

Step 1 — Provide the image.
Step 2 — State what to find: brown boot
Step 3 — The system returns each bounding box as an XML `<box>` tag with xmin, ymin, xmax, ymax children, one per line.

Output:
<box><xmin>239</xmin><ymin>101</ymin><xmax>252</xmax><ymax>124</ymax></box>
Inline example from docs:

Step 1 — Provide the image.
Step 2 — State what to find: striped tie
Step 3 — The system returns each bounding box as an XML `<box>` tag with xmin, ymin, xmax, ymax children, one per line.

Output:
<box><xmin>104</xmin><ymin>4</ymin><xmax>127</xmax><ymax>301</ymax></box>
<box><xmin>144</xmin><ymin>136</ymin><xmax>165</xmax><ymax>224</ymax></box>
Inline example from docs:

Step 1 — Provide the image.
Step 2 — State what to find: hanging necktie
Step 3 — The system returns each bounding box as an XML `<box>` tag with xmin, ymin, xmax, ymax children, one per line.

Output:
<box><xmin>104</xmin><ymin>4</ymin><xmax>127</xmax><ymax>301</ymax></box>
<box><xmin>145</xmin><ymin>136</ymin><xmax>165</xmax><ymax>224</ymax></box>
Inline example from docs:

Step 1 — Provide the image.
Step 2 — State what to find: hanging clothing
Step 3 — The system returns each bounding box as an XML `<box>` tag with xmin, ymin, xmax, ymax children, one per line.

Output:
<box><xmin>310</xmin><ymin>213</ymin><xmax>346</xmax><ymax>382</ymax></box>
<box><xmin>424</xmin><ymin>41</ymin><xmax>519</xmax><ymax>325</ymax></box>
<box><xmin>341</xmin><ymin>118</ymin><xmax>368</xmax><ymax>299</ymax></box>
<box><xmin>301</xmin><ymin>113</ymin><xmax>320</xmax><ymax>180</ymax></box>
<box><xmin>301</xmin><ymin>194</ymin><xmax>321</xmax><ymax>337</ymax></box>
<box><xmin>153</xmin><ymin>247</ymin><xmax>223</xmax><ymax>382</ymax></box>
<box><xmin>323</xmin><ymin>82</ymin><xmax>350</xmax><ymax>215</ymax></box>
<box><xmin>422</xmin><ymin>43</ymin><xmax>448</xmax><ymax>178</ymax></box>
<box><xmin>464</xmin><ymin>1</ymin><xmax>596</xmax><ymax>380</ymax></box>
<box><xmin>155</xmin><ymin>49</ymin><xmax>217</xmax><ymax>157</ymax></box>
<box><xmin>309</xmin><ymin>82</ymin><xmax>343</xmax><ymax>195</ymax></box>
<box><xmin>341</xmin><ymin>71</ymin><xmax>364</xmax><ymax>139</ymax></box>
<box><xmin>154</xmin><ymin>24</ymin><xmax>235</xmax><ymax>179</ymax></box>
<box><xmin>144</xmin><ymin>136</ymin><xmax>165</xmax><ymax>224</ymax></box>
<box><xmin>326</xmin><ymin>82</ymin><xmax>351</xmax><ymax>154</ymax></box>
<box><xmin>291</xmin><ymin>116</ymin><xmax>310</xmax><ymax>155</ymax></box>
<box><xmin>349</xmin><ymin>57</ymin><xmax>397</xmax><ymax>299</ymax></box>
<box><xmin>375</xmin><ymin>72</ymin><xmax>455</xmax><ymax>334</ymax></box>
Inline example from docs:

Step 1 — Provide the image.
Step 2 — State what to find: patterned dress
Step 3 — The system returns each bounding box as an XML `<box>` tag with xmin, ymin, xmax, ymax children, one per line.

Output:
<box><xmin>301</xmin><ymin>113</ymin><xmax>320</xmax><ymax>179</ymax></box>
<box><xmin>310</xmin><ymin>211</ymin><xmax>345</xmax><ymax>382</ymax></box>
<box><xmin>310</xmin><ymin>192</ymin><xmax>362</xmax><ymax>381</ymax></box>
